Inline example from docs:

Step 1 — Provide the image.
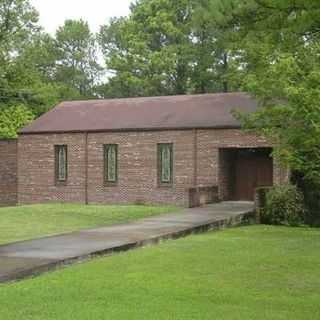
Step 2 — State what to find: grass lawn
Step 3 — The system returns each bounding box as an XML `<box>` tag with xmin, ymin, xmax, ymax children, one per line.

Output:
<box><xmin>0</xmin><ymin>204</ymin><xmax>178</xmax><ymax>245</ymax></box>
<box><xmin>0</xmin><ymin>226</ymin><xmax>319</xmax><ymax>319</ymax></box>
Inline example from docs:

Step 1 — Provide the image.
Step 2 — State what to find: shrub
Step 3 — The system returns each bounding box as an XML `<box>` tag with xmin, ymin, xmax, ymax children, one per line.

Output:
<box><xmin>304</xmin><ymin>188</ymin><xmax>320</xmax><ymax>226</ymax></box>
<box><xmin>291</xmin><ymin>172</ymin><xmax>320</xmax><ymax>226</ymax></box>
<box><xmin>0</xmin><ymin>104</ymin><xmax>34</xmax><ymax>138</ymax></box>
<box><xmin>261</xmin><ymin>185</ymin><xmax>305</xmax><ymax>226</ymax></box>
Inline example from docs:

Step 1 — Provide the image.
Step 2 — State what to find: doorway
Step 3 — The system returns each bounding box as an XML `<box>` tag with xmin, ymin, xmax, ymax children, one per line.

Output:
<box><xmin>219</xmin><ymin>148</ymin><xmax>273</xmax><ymax>201</ymax></box>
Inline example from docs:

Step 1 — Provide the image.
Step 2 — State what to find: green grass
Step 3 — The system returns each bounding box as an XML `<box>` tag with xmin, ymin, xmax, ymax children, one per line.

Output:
<box><xmin>0</xmin><ymin>204</ymin><xmax>178</xmax><ymax>245</ymax></box>
<box><xmin>1</xmin><ymin>225</ymin><xmax>320</xmax><ymax>319</ymax></box>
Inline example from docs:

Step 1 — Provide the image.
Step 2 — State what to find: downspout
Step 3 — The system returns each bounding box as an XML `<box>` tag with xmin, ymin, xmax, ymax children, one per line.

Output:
<box><xmin>193</xmin><ymin>129</ymin><xmax>198</xmax><ymax>188</ymax></box>
<box><xmin>85</xmin><ymin>132</ymin><xmax>88</xmax><ymax>205</ymax></box>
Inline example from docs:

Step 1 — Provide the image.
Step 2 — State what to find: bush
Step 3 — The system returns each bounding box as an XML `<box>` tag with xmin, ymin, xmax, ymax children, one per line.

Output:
<box><xmin>261</xmin><ymin>185</ymin><xmax>305</xmax><ymax>226</ymax></box>
<box><xmin>304</xmin><ymin>188</ymin><xmax>320</xmax><ymax>226</ymax></box>
<box><xmin>291</xmin><ymin>172</ymin><xmax>320</xmax><ymax>226</ymax></box>
<box><xmin>0</xmin><ymin>104</ymin><xmax>34</xmax><ymax>138</ymax></box>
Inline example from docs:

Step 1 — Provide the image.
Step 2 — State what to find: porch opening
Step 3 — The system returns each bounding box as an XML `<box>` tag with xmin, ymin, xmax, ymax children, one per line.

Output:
<box><xmin>219</xmin><ymin>148</ymin><xmax>273</xmax><ymax>201</ymax></box>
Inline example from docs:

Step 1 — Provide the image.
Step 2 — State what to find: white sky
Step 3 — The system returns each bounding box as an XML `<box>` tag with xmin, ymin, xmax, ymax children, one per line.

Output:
<box><xmin>30</xmin><ymin>0</ymin><xmax>133</xmax><ymax>34</ymax></box>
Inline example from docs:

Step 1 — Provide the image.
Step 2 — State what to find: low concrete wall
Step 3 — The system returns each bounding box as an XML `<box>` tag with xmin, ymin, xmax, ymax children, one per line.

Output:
<box><xmin>0</xmin><ymin>139</ymin><xmax>18</xmax><ymax>206</ymax></box>
<box><xmin>188</xmin><ymin>186</ymin><xmax>219</xmax><ymax>208</ymax></box>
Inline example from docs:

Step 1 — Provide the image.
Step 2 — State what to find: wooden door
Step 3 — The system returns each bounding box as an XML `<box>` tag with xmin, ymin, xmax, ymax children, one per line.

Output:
<box><xmin>234</xmin><ymin>150</ymin><xmax>273</xmax><ymax>201</ymax></box>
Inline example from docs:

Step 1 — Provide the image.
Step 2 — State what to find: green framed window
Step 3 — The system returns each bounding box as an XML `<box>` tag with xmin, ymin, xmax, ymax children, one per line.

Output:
<box><xmin>158</xmin><ymin>143</ymin><xmax>173</xmax><ymax>185</ymax></box>
<box><xmin>104</xmin><ymin>144</ymin><xmax>118</xmax><ymax>184</ymax></box>
<box><xmin>55</xmin><ymin>145</ymin><xmax>68</xmax><ymax>182</ymax></box>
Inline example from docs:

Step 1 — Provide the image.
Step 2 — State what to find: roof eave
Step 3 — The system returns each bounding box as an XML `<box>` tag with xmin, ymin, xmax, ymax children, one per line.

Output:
<box><xmin>19</xmin><ymin>125</ymin><xmax>242</xmax><ymax>135</ymax></box>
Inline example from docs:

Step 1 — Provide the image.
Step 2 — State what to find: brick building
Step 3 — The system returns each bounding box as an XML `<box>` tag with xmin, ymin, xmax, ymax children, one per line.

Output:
<box><xmin>17</xmin><ymin>93</ymin><xmax>287</xmax><ymax>207</ymax></box>
<box><xmin>0</xmin><ymin>139</ymin><xmax>18</xmax><ymax>206</ymax></box>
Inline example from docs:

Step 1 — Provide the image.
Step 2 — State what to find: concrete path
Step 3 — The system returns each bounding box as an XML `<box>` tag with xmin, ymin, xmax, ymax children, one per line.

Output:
<box><xmin>0</xmin><ymin>201</ymin><xmax>254</xmax><ymax>283</ymax></box>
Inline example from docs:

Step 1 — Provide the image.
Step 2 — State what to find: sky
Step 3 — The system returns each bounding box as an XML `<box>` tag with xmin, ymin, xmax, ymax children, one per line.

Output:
<box><xmin>30</xmin><ymin>0</ymin><xmax>133</xmax><ymax>34</ymax></box>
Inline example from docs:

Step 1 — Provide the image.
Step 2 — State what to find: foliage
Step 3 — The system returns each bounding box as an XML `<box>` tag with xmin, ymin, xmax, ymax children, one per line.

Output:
<box><xmin>0</xmin><ymin>0</ymin><xmax>41</xmax><ymax>127</ymax></box>
<box><xmin>0</xmin><ymin>0</ymin><xmax>39</xmax><ymax>63</ymax></box>
<box><xmin>223</xmin><ymin>1</ymin><xmax>320</xmax><ymax>188</ymax></box>
<box><xmin>261</xmin><ymin>185</ymin><xmax>305</xmax><ymax>226</ymax></box>
<box><xmin>0</xmin><ymin>104</ymin><xmax>34</xmax><ymax>138</ymax></box>
<box><xmin>55</xmin><ymin>19</ymin><xmax>102</xmax><ymax>97</ymax></box>
<box><xmin>0</xmin><ymin>1</ymin><xmax>102</xmax><ymax>135</ymax></box>
<box><xmin>99</xmin><ymin>0</ymin><xmax>239</xmax><ymax>98</ymax></box>
<box><xmin>291</xmin><ymin>172</ymin><xmax>320</xmax><ymax>226</ymax></box>
<box><xmin>99</xmin><ymin>0</ymin><xmax>193</xmax><ymax>97</ymax></box>
<box><xmin>0</xmin><ymin>0</ymin><xmax>39</xmax><ymax>97</ymax></box>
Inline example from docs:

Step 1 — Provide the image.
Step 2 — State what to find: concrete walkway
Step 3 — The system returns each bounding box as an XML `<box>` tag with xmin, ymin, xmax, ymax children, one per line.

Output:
<box><xmin>0</xmin><ymin>201</ymin><xmax>254</xmax><ymax>283</ymax></box>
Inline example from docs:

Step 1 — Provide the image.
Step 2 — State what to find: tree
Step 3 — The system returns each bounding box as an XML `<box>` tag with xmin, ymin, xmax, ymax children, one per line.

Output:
<box><xmin>220</xmin><ymin>0</ymin><xmax>320</xmax><ymax>223</ymax></box>
<box><xmin>222</xmin><ymin>0</ymin><xmax>320</xmax><ymax>181</ymax></box>
<box><xmin>0</xmin><ymin>0</ymin><xmax>39</xmax><ymax>87</ymax></box>
<box><xmin>55</xmin><ymin>19</ymin><xmax>102</xmax><ymax>98</ymax></box>
<box><xmin>191</xmin><ymin>0</ymin><xmax>241</xmax><ymax>93</ymax></box>
<box><xmin>99</xmin><ymin>0</ymin><xmax>193</xmax><ymax>97</ymax></box>
<box><xmin>0</xmin><ymin>0</ymin><xmax>39</xmax><ymax>137</ymax></box>
<box><xmin>99</xmin><ymin>0</ymin><xmax>238</xmax><ymax>98</ymax></box>
<box><xmin>0</xmin><ymin>104</ymin><xmax>33</xmax><ymax>138</ymax></box>
<box><xmin>2</xmin><ymin>33</ymin><xmax>62</xmax><ymax>116</ymax></box>
<box><xmin>0</xmin><ymin>5</ymin><xmax>105</xmax><ymax>137</ymax></box>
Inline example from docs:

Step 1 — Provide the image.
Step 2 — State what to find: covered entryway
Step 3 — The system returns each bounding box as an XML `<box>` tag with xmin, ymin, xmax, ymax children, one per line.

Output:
<box><xmin>219</xmin><ymin>148</ymin><xmax>273</xmax><ymax>201</ymax></box>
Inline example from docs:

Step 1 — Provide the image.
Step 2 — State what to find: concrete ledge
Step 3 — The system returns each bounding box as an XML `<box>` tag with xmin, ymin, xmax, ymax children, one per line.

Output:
<box><xmin>188</xmin><ymin>186</ymin><xmax>219</xmax><ymax>208</ymax></box>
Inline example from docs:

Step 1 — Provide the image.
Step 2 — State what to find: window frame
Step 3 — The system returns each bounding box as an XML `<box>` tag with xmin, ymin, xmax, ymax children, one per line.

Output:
<box><xmin>157</xmin><ymin>143</ymin><xmax>174</xmax><ymax>186</ymax></box>
<box><xmin>104</xmin><ymin>144</ymin><xmax>118</xmax><ymax>185</ymax></box>
<box><xmin>54</xmin><ymin>145</ymin><xmax>68</xmax><ymax>184</ymax></box>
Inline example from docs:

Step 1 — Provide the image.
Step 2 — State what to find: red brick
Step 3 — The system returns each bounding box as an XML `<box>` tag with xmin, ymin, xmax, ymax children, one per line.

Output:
<box><xmin>0</xmin><ymin>139</ymin><xmax>17</xmax><ymax>206</ymax></box>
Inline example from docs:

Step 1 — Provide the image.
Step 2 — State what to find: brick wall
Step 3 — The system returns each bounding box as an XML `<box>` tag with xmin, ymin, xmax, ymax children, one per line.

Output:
<box><xmin>87</xmin><ymin>131</ymin><xmax>195</xmax><ymax>206</ymax></box>
<box><xmin>195</xmin><ymin>129</ymin><xmax>284</xmax><ymax>199</ymax></box>
<box><xmin>0</xmin><ymin>139</ymin><xmax>17</xmax><ymax>206</ymax></box>
<box><xmin>18</xmin><ymin>133</ymin><xmax>87</xmax><ymax>204</ymax></box>
<box><xmin>196</xmin><ymin>129</ymin><xmax>272</xmax><ymax>186</ymax></box>
<box><xmin>18</xmin><ymin>129</ymin><xmax>283</xmax><ymax>207</ymax></box>
<box><xmin>218</xmin><ymin>149</ymin><xmax>237</xmax><ymax>200</ymax></box>
<box><xmin>18</xmin><ymin>130</ymin><xmax>195</xmax><ymax>206</ymax></box>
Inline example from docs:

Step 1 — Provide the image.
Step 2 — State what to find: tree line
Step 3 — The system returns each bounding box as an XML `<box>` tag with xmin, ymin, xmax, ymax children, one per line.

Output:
<box><xmin>0</xmin><ymin>0</ymin><xmax>319</xmax><ymax>218</ymax></box>
<box><xmin>0</xmin><ymin>0</ymin><xmax>246</xmax><ymax>137</ymax></box>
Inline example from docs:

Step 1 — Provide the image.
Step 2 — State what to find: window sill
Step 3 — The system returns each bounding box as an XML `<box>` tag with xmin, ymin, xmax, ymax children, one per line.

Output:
<box><xmin>55</xmin><ymin>180</ymin><xmax>67</xmax><ymax>187</ymax></box>
<box><xmin>158</xmin><ymin>183</ymin><xmax>173</xmax><ymax>189</ymax></box>
<box><xmin>104</xmin><ymin>182</ymin><xmax>118</xmax><ymax>187</ymax></box>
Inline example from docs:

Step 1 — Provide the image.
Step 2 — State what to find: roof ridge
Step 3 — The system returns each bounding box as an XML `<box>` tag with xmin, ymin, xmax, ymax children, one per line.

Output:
<box><xmin>60</xmin><ymin>92</ymin><xmax>248</xmax><ymax>105</ymax></box>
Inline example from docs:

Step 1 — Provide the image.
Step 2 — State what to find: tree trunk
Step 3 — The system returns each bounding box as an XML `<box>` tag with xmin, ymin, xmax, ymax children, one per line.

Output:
<box><xmin>222</xmin><ymin>52</ymin><xmax>228</xmax><ymax>93</ymax></box>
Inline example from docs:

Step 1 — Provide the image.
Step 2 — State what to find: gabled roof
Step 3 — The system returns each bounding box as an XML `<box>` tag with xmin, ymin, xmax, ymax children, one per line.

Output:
<box><xmin>20</xmin><ymin>92</ymin><xmax>258</xmax><ymax>134</ymax></box>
